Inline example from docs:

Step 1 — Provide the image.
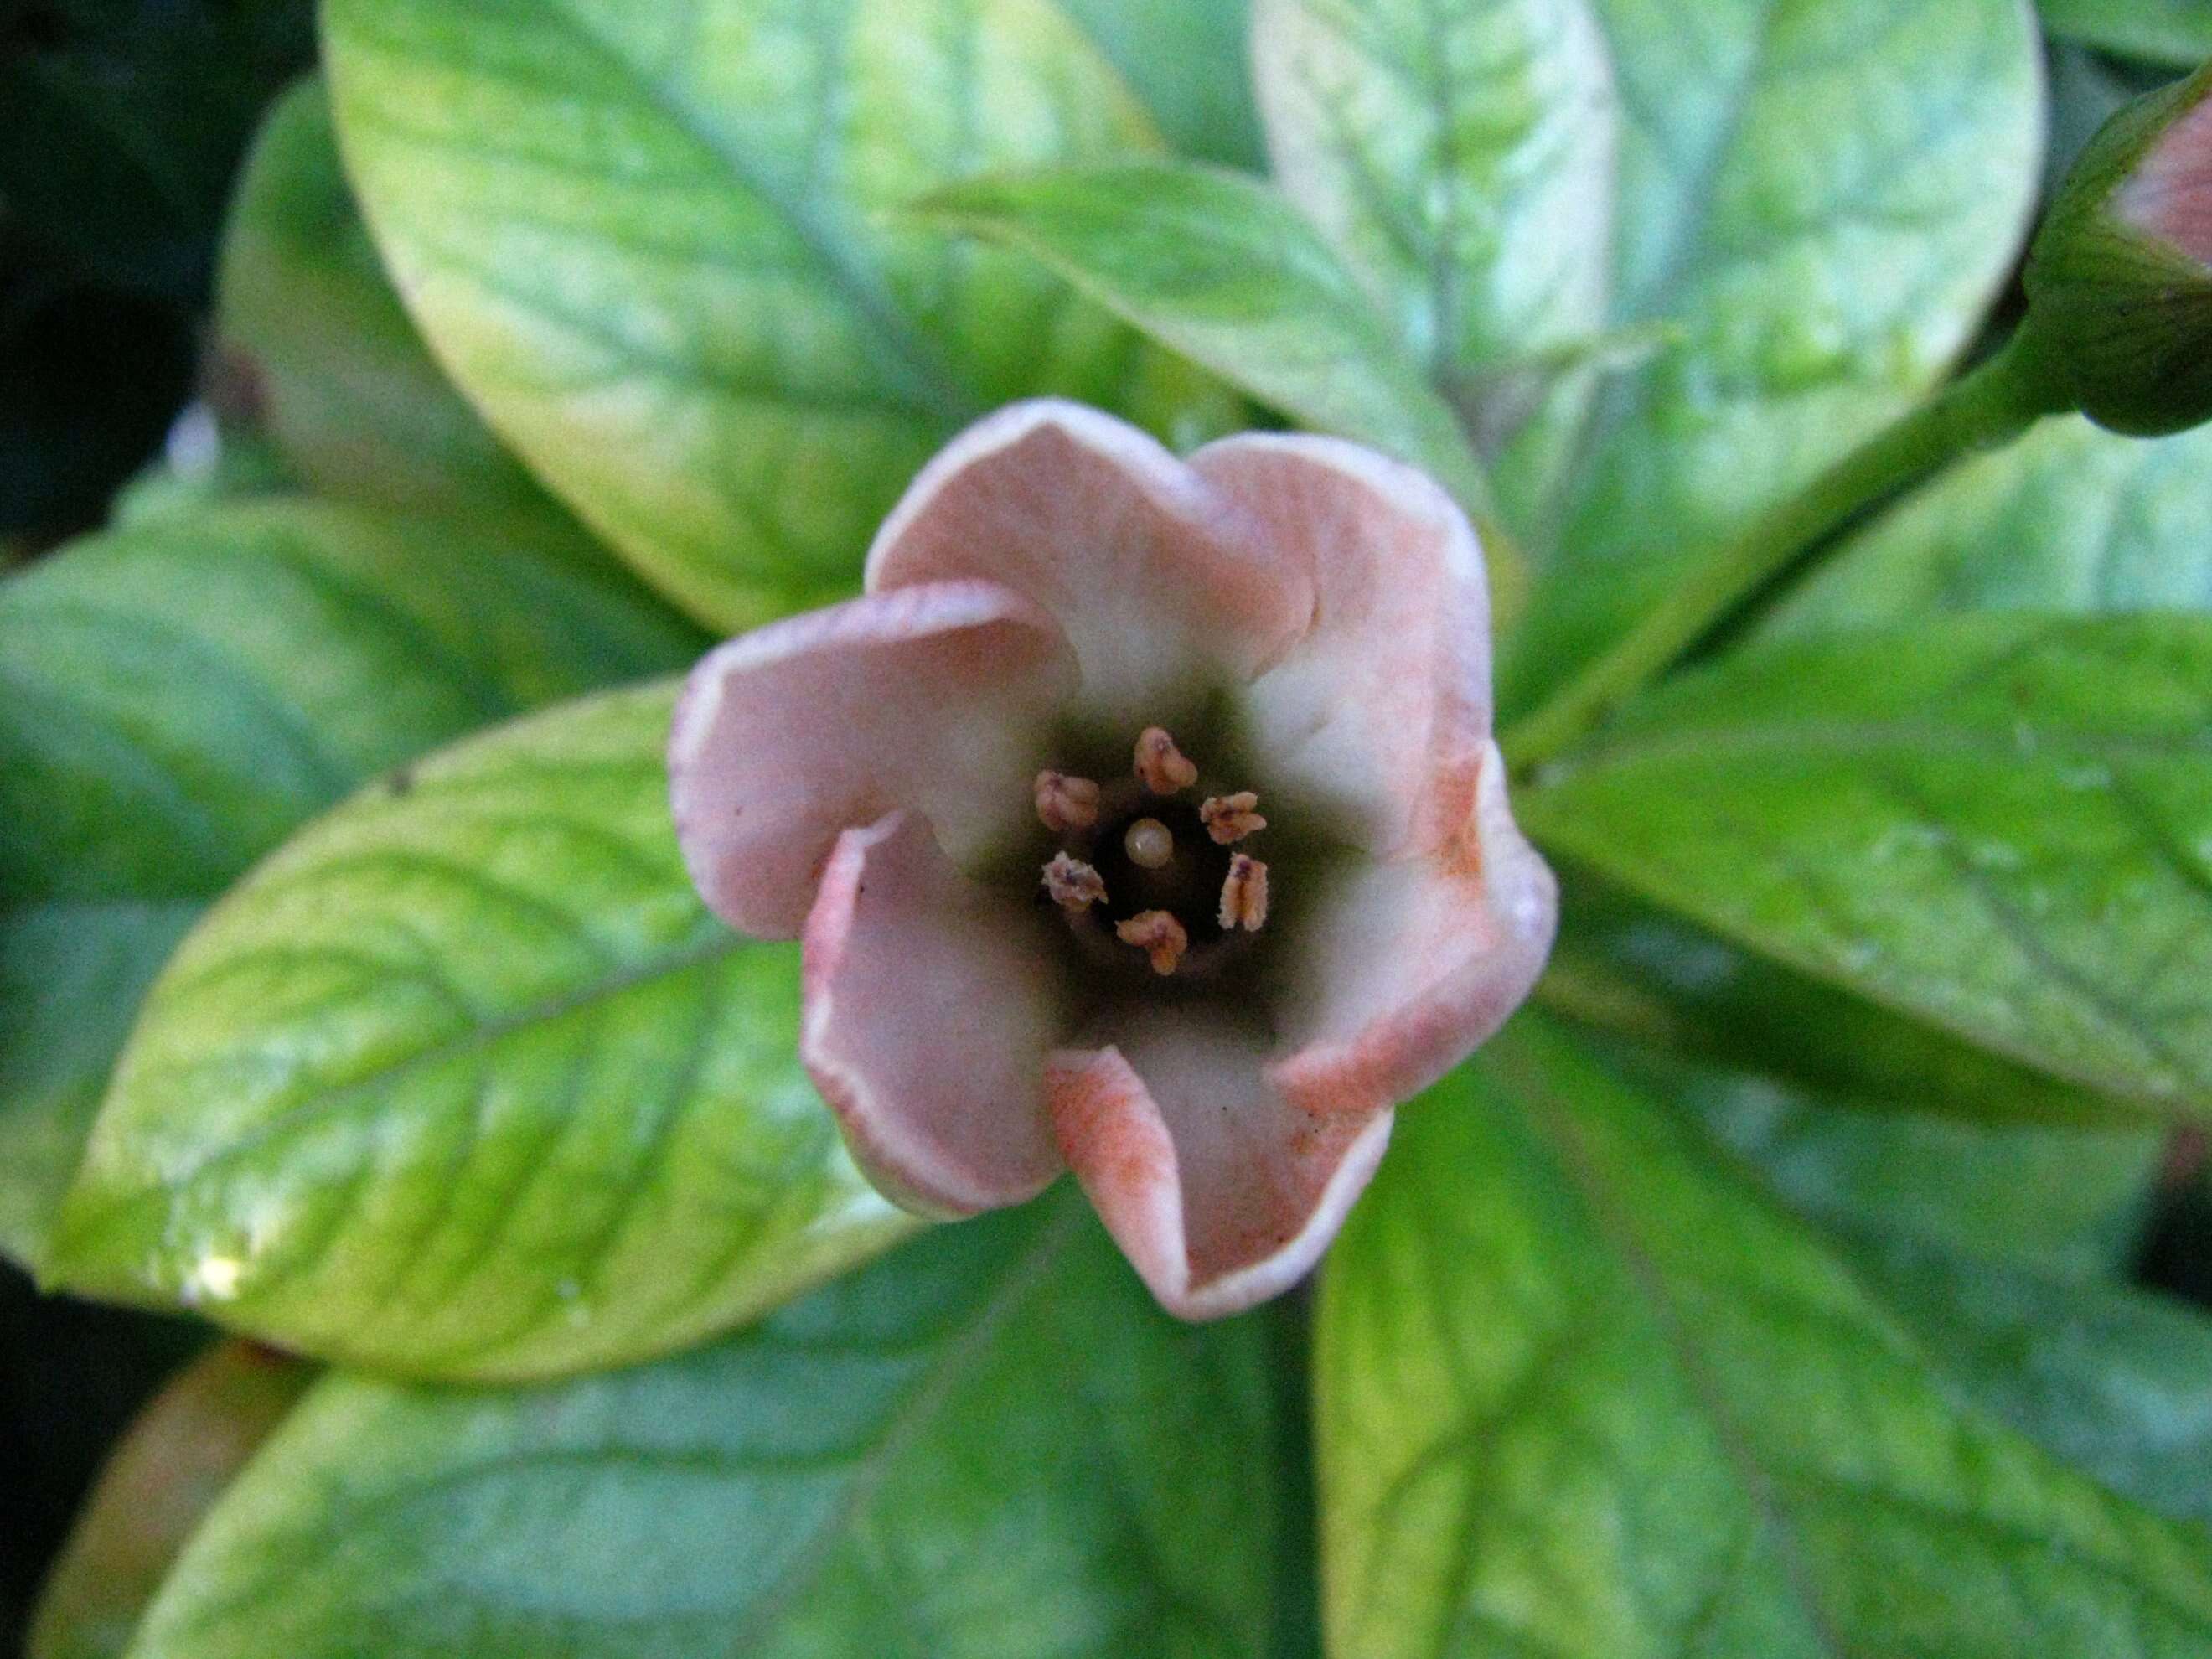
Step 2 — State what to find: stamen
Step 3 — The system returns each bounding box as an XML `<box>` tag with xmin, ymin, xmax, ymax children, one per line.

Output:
<box><xmin>1041</xmin><ymin>852</ymin><xmax>1107</xmax><ymax>912</ymax></box>
<box><xmin>1199</xmin><ymin>791</ymin><xmax>1266</xmax><ymax>845</ymax></box>
<box><xmin>1219</xmin><ymin>855</ymin><xmax>1269</xmax><ymax>933</ymax></box>
<box><xmin>1123</xmin><ymin>817</ymin><xmax>1176</xmax><ymax>870</ymax></box>
<box><xmin>1134</xmin><ymin>726</ymin><xmax>1198</xmax><ymax>795</ymax></box>
<box><xmin>1035</xmin><ymin>770</ymin><xmax>1101</xmax><ymax>833</ymax></box>
<box><xmin>1116</xmin><ymin>909</ymin><xmax>1190</xmax><ymax>975</ymax></box>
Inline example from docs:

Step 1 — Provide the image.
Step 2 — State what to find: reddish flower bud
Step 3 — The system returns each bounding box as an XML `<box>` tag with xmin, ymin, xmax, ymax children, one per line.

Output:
<box><xmin>2023</xmin><ymin>62</ymin><xmax>2212</xmax><ymax>437</ymax></box>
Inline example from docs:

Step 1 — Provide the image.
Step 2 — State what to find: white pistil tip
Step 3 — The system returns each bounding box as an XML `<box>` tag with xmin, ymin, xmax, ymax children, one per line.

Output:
<box><xmin>1042</xmin><ymin>852</ymin><xmax>1107</xmax><ymax>912</ymax></box>
<box><xmin>1134</xmin><ymin>727</ymin><xmax>1198</xmax><ymax>794</ymax></box>
<box><xmin>1124</xmin><ymin>817</ymin><xmax>1176</xmax><ymax>870</ymax></box>
<box><xmin>1220</xmin><ymin>855</ymin><xmax>1269</xmax><ymax>933</ymax></box>
<box><xmin>1035</xmin><ymin>770</ymin><xmax>1101</xmax><ymax>833</ymax></box>
<box><xmin>1199</xmin><ymin>791</ymin><xmax>1266</xmax><ymax>845</ymax></box>
<box><xmin>1117</xmin><ymin>909</ymin><xmax>1189</xmax><ymax>975</ymax></box>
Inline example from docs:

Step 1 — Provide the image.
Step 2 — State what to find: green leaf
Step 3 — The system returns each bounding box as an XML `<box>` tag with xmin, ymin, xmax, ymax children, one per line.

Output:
<box><xmin>1849</xmin><ymin>1233</ymin><xmax>2212</xmax><ymax>1528</ymax></box>
<box><xmin>1546</xmin><ymin>863</ymin><xmax>2116</xmax><ymax>1127</ymax></box>
<box><xmin>1057</xmin><ymin>0</ymin><xmax>1265</xmax><ymax>168</ymax></box>
<box><xmin>1250</xmin><ymin>0</ymin><xmax>1618</xmax><ymax>509</ymax></box>
<box><xmin>2039</xmin><ymin>0</ymin><xmax>2212</xmax><ymax>67</ymax></box>
<box><xmin>1499</xmin><ymin>0</ymin><xmax>2042</xmax><ymax>711</ymax></box>
<box><xmin>47</xmin><ymin>683</ymin><xmax>916</xmax><ymax>1380</ymax></box>
<box><xmin>1770</xmin><ymin>416</ymin><xmax>2212</xmax><ymax>635</ymax></box>
<box><xmin>1317</xmin><ymin>1017</ymin><xmax>2212</xmax><ymax>1659</ymax></box>
<box><xmin>1519</xmin><ymin>614</ymin><xmax>2212</xmax><ymax>1120</ymax></box>
<box><xmin>1620</xmin><ymin>1045</ymin><xmax>2160</xmax><ymax>1279</ymax></box>
<box><xmin>1543</xmin><ymin>872</ymin><xmax>2162</xmax><ymax>1276</ymax></box>
<box><xmin>217</xmin><ymin>80</ymin><xmax>592</xmax><ymax>546</ymax></box>
<box><xmin>0</xmin><ymin>501</ymin><xmax>704</xmax><ymax>1267</ymax></box>
<box><xmin>28</xmin><ymin>1342</ymin><xmax>313</xmax><ymax>1659</ymax></box>
<box><xmin>323</xmin><ymin>0</ymin><xmax>1222</xmax><ymax>630</ymax></box>
<box><xmin>119</xmin><ymin>1194</ymin><xmax>1298</xmax><ymax>1659</ymax></box>
<box><xmin>914</xmin><ymin>163</ymin><xmax>1503</xmax><ymax>525</ymax></box>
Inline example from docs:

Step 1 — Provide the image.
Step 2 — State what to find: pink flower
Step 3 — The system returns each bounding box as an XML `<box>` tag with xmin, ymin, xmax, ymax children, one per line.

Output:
<box><xmin>669</xmin><ymin>402</ymin><xmax>1556</xmax><ymax>1319</ymax></box>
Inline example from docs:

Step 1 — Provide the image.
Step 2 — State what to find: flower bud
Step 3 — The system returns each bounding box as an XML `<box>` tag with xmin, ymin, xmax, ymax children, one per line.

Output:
<box><xmin>2022</xmin><ymin>61</ymin><xmax>2212</xmax><ymax>437</ymax></box>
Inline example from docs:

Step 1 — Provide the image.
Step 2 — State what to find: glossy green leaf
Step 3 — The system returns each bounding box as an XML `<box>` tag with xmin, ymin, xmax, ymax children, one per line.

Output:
<box><xmin>323</xmin><ymin>0</ymin><xmax>1220</xmax><ymax>630</ymax></box>
<box><xmin>2039</xmin><ymin>0</ymin><xmax>2212</xmax><ymax>67</ymax></box>
<box><xmin>1770</xmin><ymin>416</ymin><xmax>2212</xmax><ymax>634</ymax></box>
<box><xmin>1057</xmin><ymin>0</ymin><xmax>1264</xmax><ymax>167</ymax></box>
<box><xmin>1520</xmin><ymin>615</ymin><xmax>2212</xmax><ymax>1120</ymax></box>
<box><xmin>1544</xmin><ymin>874</ymin><xmax>2163</xmax><ymax>1275</ymax></box>
<box><xmin>1318</xmin><ymin>1018</ymin><xmax>2212</xmax><ymax>1659</ymax></box>
<box><xmin>915</xmin><ymin>163</ymin><xmax>1502</xmax><ymax>525</ymax></box>
<box><xmin>28</xmin><ymin>1343</ymin><xmax>313</xmax><ymax>1659</ymax></box>
<box><xmin>1499</xmin><ymin>0</ymin><xmax>2042</xmax><ymax>711</ymax></box>
<box><xmin>1545</xmin><ymin>864</ymin><xmax>2116</xmax><ymax>1127</ymax></box>
<box><xmin>1622</xmin><ymin>1046</ymin><xmax>2159</xmax><ymax>1279</ymax></box>
<box><xmin>120</xmin><ymin>1194</ymin><xmax>1297</xmax><ymax>1659</ymax></box>
<box><xmin>47</xmin><ymin>684</ymin><xmax>915</xmax><ymax>1381</ymax></box>
<box><xmin>1850</xmin><ymin>1233</ymin><xmax>2212</xmax><ymax>1527</ymax></box>
<box><xmin>218</xmin><ymin>80</ymin><xmax>590</xmax><ymax>546</ymax></box>
<box><xmin>1251</xmin><ymin>0</ymin><xmax>1617</xmax><ymax>507</ymax></box>
<box><xmin>0</xmin><ymin>501</ymin><xmax>703</xmax><ymax>1266</ymax></box>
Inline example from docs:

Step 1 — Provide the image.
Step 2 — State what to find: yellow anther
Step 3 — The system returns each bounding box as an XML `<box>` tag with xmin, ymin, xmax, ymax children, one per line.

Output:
<box><xmin>1042</xmin><ymin>852</ymin><xmax>1107</xmax><ymax>912</ymax></box>
<box><xmin>1116</xmin><ymin>909</ymin><xmax>1190</xmax><ymax>975</ymax></box>
<box><xmin>1134</xmin><ymin>727</ymin><xmax>1198</xmax><ymax>795</ymax></box>
<box><xmin>1219</xmin><ymin>855</ymin><xmax>1269</xmax><ymax>933</ymax></box>
<box><xmin>1199</xmin><ymin>792</ymin><xmax>1266</xmax><ymax>845</ymax></box>
<box><xmin>1035</xmin><ymin>770</ymin><xmax>1102</xmax><ymax>834</ymax></box>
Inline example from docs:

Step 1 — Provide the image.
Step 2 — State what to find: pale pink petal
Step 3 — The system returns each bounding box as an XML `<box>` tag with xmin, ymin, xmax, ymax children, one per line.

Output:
<box><xmin>1049</xmin><ymin>1021</ymin><xmax>1393</xmax><ymax>1320</ymax></box>
<box><xmin>801</xmin><ymin>811</ymin><xmax>1064</xmax><ymax>1217</ymax></box>
<box><xmin>1191</xmin><ymin>433</ymin><xmax>1491</xmax><ymax>860</ymax></box>
<box><xmin>1271</xmin><ymin>742</ymin><xmax>1557</xmax><ymax>1114</ymax></box>
<box><xmin>669</xmin><ymin>579</ymin><xmax>1074</xmax><ymax>938</ymax></box>
<box><xmin>864</xmin><ymin>401</ymin><xmax>1314</xmax><ymax>726</ymax></box>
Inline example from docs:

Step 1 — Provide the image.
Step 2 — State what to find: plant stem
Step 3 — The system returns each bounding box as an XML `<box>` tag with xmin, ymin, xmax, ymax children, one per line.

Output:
<box><xmin>1501</xmin><ymin>334</ymin><xmax>2070</xmax><ymax>772</ymax></box>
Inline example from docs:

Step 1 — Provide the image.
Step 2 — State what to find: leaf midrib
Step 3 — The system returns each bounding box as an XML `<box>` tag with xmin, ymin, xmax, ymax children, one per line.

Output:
<box><xmin>337</xmin><ymin>0</ymin><xmax>985</xmax><ymax>426</ymax></box>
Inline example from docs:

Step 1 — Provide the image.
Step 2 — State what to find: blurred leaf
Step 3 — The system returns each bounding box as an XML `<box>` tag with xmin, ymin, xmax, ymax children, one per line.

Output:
<box><xmin>216</xmin><ymin>79</ymin><xmax>593</xmax><ymax>545</ymax></box>
<box><xmin>28</xmin><ymin>1342</ymin><xmax>313</xmax><ymax>1659</ymax></box>
<box><xmin>1500</xmin><ymin>0</ymin><xmax>2042</xmax><ymax>711</ymax></box>
<box><xmin>1546</xmin><ymin>863</ymin><xmax>2115</xmax><ymax>1127</ymax></box>
<box><xmin>1056</xmin><ymin>0</ymin><xmax>1264</xmax><ymax>168</ymax></box>
<box><xmin>916</xmin><ymin>163</ymin><xmax>1501</xmax><ymax>520</ymax></box>
<box><xmin>1849</xmin><ymin>1233</ymin><xmax>2212</xmax><ymax>1528</ymax></box>
<box><xmin>1626</xmin><ymin>1047</ymin><xmax>2160</xmax><ymax>1279</ymax></box>
<box><xmin>1521</xmin><ymin>615</ymin><xmax>2212</xmax><ymax>1122</ymax></box>
<box><xmin>0</xmin><ymin>501</ymin><xmax>704</xmax><ymax>1266</ymax></box>
<box><xmin>48</xmin><ymin>685</ymin><xmax>917</xmax><ymax>1381</ymax></box>
<box><xmin>1250</xmin><ymin>0</ymin><xmax>1617</xmax><ymax>511</ymax></box>
<box><xmin>1544</xmin><ymin>872</ymin><xmax>2163</xmax><ymax>1278</ymax></box>
<box><xmin>118</xmin><ymin>1193</ymin><xmax>1299</xmax><ymax>1659</ymax></box>
<box><xmin>2038</xmin><ymin>0</ymin><xmax>2212</xmax><ymax>67</ymax></box>
<box><xmin>1317</xmin><ymin>1018</ymin><xmax>2212</xmax><ymax>1659</ymax></box>
<box><xmin>322</xmin><ymin>0</ymin><xmax>1223</xmax><ymax>630</ymax></box>
<box><xmin>1770</xmin><ymin>417</ymin><xmax>2212</xmax><ymax>634</ymax></box>
<box><xmin>105</xmin><ymin>421</ymin><xmax>293</xmax><ymax>530</ymax></box>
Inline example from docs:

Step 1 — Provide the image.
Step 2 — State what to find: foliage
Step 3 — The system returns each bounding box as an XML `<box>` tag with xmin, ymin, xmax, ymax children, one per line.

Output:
<box><xmin>8</xmin><ymin>1</ymin><xmax>2212</xmax><ymax>1654</ymax></box>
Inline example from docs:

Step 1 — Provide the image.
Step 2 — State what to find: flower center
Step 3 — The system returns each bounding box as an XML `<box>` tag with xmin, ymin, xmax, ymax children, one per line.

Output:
<box><xmin>1034</xmin><ymin>726</ymin><xmax>1269</xmax><ymax>978</ymax></box>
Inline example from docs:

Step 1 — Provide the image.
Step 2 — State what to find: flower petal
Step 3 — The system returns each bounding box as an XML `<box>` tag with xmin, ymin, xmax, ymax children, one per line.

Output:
<box><xmin>1048</xmin><ymin>1021</ymin><xmax>1393</xmax><ymax>1320</ymax></box>
<box><xmin>669</xmin><ymin>579</ymin><xmax>1074</xmax><ymax>937</ymax></box>
<box><xmin>1270</xmin><ymin>742</ymin><xmax>1557</xmax><ymax>1114</ymax></box>
<box><xmin>1192</xmin><ymin>433</ymin><xmax>1491</xmax><ymax>859</ymax></box>
<box><xmin>865</xmin><ymin>401</ymin><xmax>1314</xmax><ymax>725</ymax></box>
<box><xmin>801</xmin><ymin>811</ymin><xmax>1064</xmax><ymax>1217</ymax></box>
